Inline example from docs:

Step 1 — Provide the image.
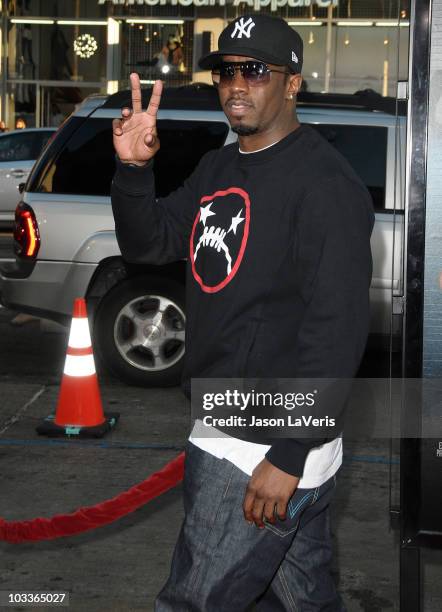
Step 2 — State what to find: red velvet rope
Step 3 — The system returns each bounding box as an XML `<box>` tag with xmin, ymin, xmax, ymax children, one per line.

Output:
<box><xmin>0</xmin><ymin>452</ymin><xmax>185</xmax><ymax>543</ymax></box>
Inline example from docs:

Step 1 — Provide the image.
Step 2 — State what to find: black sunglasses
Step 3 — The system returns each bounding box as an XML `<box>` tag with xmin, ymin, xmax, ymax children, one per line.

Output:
<box><xmin>211</xmin><ymin>61</ymin><xmax>291</xmax><ymax>87</ymax></box>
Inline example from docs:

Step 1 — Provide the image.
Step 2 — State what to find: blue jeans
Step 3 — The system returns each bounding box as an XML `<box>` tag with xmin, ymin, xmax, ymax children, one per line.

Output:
<box><xmin>155</xmin><ymin>441</ymin><xmax>346</xmax><ymax>611</ymax></box>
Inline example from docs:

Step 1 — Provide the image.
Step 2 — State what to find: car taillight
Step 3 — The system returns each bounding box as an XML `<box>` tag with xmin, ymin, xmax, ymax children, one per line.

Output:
<box><xmin>14</xmin><ymin>204</ymin><xmax>41</xmax><ymax>259</ymax></box>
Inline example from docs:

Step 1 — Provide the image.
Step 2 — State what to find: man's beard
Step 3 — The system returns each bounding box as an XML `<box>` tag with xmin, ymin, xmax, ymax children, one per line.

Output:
<box><xmin>232</xmin><ymin>124</ymin><xmax>259</xmax><ymax>136</ymax></box>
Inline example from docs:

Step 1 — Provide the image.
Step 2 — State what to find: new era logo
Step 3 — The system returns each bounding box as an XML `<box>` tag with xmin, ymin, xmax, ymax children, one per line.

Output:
<box><xmin>292</xmin><ymin>51</ymin><xmax>299</xmax><ymax>63</ymax></box>
<box><xmin>231</xmin><ymin>17</ymin><xmax>256</xmax><ymax>39</ymax></box>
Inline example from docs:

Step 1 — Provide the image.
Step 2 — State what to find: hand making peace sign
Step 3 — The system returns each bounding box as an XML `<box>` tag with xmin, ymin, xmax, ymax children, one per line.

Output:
<box><xmin>112</xmin><ymin>73</ymin><xmax>163</xmax><ymax>166</ymax></box>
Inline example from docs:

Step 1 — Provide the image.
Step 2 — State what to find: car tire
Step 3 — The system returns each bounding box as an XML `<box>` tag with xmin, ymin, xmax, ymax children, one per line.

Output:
<box><xmin>93</xmin><ymin>275</ymin><xmax>186</xmax><ymax>387</ymax></box>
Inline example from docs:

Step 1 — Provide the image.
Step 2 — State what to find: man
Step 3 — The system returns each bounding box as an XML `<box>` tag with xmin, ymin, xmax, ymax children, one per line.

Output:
<box><xmin>111</xmin><ymin>14</ymin><xmax>374</xmax><ymax>611</ymax></box>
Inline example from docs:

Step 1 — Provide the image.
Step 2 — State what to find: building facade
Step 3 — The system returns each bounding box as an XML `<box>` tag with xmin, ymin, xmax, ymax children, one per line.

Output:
<box><xmin>0</xmin><ymin>0</ymin><xmax>410</xmax><ymax>127</ymax></box>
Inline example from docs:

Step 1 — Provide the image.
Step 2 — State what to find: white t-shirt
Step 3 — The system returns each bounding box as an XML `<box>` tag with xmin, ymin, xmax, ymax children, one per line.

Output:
<box><xmin>189</xmin><ymin>420</ymin><xmax>342</xmax><ymax>489</ymax></box>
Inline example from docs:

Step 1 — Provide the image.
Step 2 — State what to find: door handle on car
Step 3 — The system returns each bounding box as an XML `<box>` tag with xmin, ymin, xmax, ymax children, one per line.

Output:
<box><xmin>11</xmin><ymin>170</ymin><xmax>26</xmax><ymax>178</ymax></box>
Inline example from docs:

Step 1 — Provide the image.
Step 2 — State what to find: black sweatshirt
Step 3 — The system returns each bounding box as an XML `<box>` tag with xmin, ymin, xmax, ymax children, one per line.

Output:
<box><xmin>111</xmin><ymin>124</ymin><xmax>375</xmax><ymax>477</ymax></box>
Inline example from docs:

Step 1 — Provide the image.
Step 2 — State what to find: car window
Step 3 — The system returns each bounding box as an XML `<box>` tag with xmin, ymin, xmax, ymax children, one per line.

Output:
<box><xmin>309</xmin><ymin>124</ymin><xmax>388</xmax><ymax>212</ymax></box>
<box><xmin>0</xmin><ymin>132</ymin><xmax>36</xmax><ymax>162</ymax></box>
<box><xmin>154</xmin><ymin>120</ymin><xmax>229</xmax><ymax>196</ymax></box>
<box><xmin>37</xmin><ymin>118</ymin><xmax>229</xmax><ymax>197</ymax></box>
<box><xmin>31</xmin><ymin>131</ymin><xmax>55</xmax><ymax>159</ymax></box>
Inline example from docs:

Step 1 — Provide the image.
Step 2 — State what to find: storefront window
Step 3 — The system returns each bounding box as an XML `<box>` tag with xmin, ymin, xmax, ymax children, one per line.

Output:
<box><xmin>296</xmin><ymin>22</ymin><xmax>408</xmax><ymax>95</ymax></box>
<box><xmin>0</xmin><ymin>0</ymin><xmax>410</xmax><ymax>129</ymax></box>
<box><xmin>6</xmin><ymin>82</ymin><xmax>102</xmax><ymax>128</ymax></box>
<box><xmin>8</xmin><ymin>22</ymin><xmax>107</xmax><ymax>83</ymax></box>
<box><xmin>122</xmin><ymin>20</ymin><xmax>194</xmax><ymax>86</ymax></box>
<box><xmin>8</xmin><ymin>0</ymin><xmax>107</xmax><ymax>19</ymax></box>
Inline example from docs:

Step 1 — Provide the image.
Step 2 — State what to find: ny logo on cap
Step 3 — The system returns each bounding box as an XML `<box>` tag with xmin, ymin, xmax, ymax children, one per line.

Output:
<box><xmin>292</xmin><ymin>51</ymin><xmax>299</xmax><ymax>63</ymax></box>
<box><xmin>231</xmin><ymin>17</ymin><xmax>256</xmax><ymax>39</ymax></box>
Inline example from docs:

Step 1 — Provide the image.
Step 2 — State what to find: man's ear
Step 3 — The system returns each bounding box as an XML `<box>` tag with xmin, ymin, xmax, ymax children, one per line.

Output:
<box><xmin>287</xmin><ymin>74</ymin><xmax>303</xmax><ymax>97</ymax></box>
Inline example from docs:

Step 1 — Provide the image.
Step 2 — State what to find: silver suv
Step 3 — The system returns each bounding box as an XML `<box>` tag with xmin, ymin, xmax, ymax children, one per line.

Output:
<box><xmin>0</xmin><ymin>85</ymin><xmax>406</xmax><ymax>386</ymax></box>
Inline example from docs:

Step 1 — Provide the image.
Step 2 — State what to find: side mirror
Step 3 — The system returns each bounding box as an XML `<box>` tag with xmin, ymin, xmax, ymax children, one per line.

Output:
<box><xmin>18</xmin><ymin>182</ymin><xmax>25</xmax><ymax>194</ymax></box>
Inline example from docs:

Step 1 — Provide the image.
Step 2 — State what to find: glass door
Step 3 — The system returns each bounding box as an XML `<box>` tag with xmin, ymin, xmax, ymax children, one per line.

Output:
<box><xmin>36</xmin><ymin>83</ymin><xmax>102</xmax><ymax>127</ymax></box>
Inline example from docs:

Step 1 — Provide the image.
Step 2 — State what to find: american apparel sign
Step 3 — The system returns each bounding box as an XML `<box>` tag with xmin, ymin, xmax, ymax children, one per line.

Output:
<box><xmin>98</xmin><ymin>0</ymin><xmax>339</xmax><ymax>9</ymax></box>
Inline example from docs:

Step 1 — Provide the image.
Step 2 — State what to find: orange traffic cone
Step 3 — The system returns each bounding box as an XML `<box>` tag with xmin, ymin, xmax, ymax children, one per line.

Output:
<box><xmin>36</xmin><ymin>298</ymin><xmax>119</xmax><ymax>438</ymax></box>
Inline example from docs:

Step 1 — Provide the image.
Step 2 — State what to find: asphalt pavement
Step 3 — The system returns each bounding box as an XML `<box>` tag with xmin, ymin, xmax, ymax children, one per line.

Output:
<box><xmin>0</xmin><ymin>231</ymin><xmax>442</xmax><ymax>611</ymax></box>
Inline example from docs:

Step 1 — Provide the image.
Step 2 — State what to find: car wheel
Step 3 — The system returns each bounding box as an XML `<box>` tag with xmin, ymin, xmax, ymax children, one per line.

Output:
<box><xmin>93</xmin><ymin>275</ymin><xmax>186</xmax><ymax>387</ymax></box>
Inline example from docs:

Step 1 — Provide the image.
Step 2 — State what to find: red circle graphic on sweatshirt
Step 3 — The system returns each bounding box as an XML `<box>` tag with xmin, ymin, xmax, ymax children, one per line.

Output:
<box><xmin>189</xmin><ymin>187</ymin><xmax>251</xmax><ymax>293</ymax></box>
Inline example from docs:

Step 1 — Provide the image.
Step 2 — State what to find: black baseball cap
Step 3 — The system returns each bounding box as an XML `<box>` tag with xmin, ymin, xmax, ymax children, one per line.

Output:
<box><xmin>198</xmin><ymin>14</ymin><xmax>303</xmax><ymax>74</ymax></box>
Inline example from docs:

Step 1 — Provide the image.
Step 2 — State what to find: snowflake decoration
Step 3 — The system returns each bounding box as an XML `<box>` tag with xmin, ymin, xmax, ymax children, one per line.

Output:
<box><xmin>73</xmin><ymin>34</ymin><xmax>98</xmax><ymax>59</ymax></box>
